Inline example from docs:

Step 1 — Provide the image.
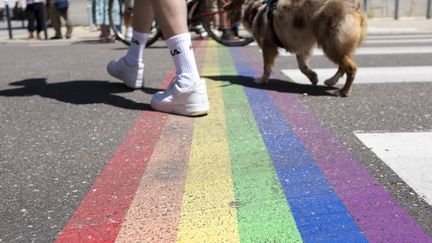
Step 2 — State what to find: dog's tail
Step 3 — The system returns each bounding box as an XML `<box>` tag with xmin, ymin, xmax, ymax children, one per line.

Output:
<box><xmin>318</xmin><ymin>0</ymin><xmax>367</xmax><ymax>46</ymax></box>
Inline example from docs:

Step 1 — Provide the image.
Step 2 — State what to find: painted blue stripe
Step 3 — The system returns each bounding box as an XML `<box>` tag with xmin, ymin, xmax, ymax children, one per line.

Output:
<box><xmin>229</xmin><ymin>48</ymin><xmax>367</xmax><ymax>242</ymax></box>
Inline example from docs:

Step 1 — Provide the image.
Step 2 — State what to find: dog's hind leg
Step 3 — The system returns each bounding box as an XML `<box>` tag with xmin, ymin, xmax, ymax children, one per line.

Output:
<box><xmin>321</xmin><ymin>45</ymin><xmax>357</xmax><ymax>96</ymax></box>
<box><xmin>338</xmin><ymin>57</ymin><xmax>357</xmax><ymax>97</ymax></box>
<box><xmin>324</xmin><ymin>66</ymin><xmax>344</xmax><ymax>86</ymax></box>
<box><xmin>256</xmin><ymin>44</ymin><xmax>278</xmax><ymax>84</ymax></box>
<box><xmin>296</xmin><ymin>53</ymin><xmax>318</xmax><ymax>85</ymax></box>
<box><xmin>320</xmin><ymin>37</ymin><xmax>359</xmax><ymax>96</ymax></box>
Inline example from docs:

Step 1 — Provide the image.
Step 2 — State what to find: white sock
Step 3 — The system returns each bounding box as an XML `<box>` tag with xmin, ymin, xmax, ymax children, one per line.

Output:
<box><xmin>124</xmin><ymin>31</ymin><xmax>148</xmax><ymax>67</ymax></box>
<box><xmin>126</xmin><ymin>27</ymin><xmax>133</xmax><ymax>36</ymax></box>
<box><xmin>166</xmin><ymin>33</ymin><xmax>200</xmax><ymax>89</ymax></box>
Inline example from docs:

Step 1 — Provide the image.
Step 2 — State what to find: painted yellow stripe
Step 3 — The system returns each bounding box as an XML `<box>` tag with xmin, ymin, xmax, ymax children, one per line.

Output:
<box><xmin>176</xmin><ymin>42</ymin><xmax>240</xmax><ymax>242</ymax></box>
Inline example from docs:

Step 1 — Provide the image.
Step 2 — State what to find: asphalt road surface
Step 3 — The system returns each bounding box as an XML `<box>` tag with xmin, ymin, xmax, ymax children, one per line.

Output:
<box><xmin>0</xmin><ymin>32</ymin><xmax>431</xmax><ymax>242</ymax></box>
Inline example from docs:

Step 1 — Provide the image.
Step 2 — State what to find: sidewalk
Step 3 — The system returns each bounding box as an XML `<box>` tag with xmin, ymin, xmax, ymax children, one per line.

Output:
<box><xmin>1</xmin><ymin>17</ymin><xmax>432</xmax><ymax>44</ymax></box>
<box><xmin>0</xmin><ymin>25</ymin><xmax>100</xmax><ymax>44</ymax></box>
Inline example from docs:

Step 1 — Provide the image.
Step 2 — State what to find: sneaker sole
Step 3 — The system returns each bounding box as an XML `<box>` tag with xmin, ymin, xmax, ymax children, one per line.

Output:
<box><xmin>106</xmin><ymin>62</ymin><xmax>144</xmax><ymax>89</ymax></box>
<box><xmin>151</xmin><ymin>102</ymin><xmax>209</xmax><ymax>117</ymax></box>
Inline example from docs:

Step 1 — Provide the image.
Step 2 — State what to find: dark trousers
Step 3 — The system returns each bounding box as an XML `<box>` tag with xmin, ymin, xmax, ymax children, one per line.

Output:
<box><xmin>26</xmin><ymin>2</ymin><xmax>45</xmax><ymax>33</ymax></box>
<box><xmin>50</xmin><ymin>3</ymin><xmax>73</xmax><ymax>38</ymax></box>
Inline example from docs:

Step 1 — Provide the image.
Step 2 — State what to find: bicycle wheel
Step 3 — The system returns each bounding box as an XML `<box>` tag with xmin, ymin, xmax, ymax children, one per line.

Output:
<box><xmin>199</xmin><ymin>2</ymin><xmax>254</xmax><ymax>47</ymax></box>
<box><xmin>108</xmin><ymin>0</ymin><xmax>161</xmax><ymax>47</ymax></box>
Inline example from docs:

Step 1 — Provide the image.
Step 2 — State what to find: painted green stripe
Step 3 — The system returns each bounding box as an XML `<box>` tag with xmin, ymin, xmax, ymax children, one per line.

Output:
<box><xmin>217</xmin><ymin>47</ymin><xmax>302</xmax><ymax>242</ymax></box>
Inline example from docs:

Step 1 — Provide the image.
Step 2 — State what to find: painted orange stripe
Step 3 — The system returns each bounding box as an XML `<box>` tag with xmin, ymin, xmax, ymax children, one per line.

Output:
<box><xmin>115</xmin><ymin>115</ymin><xmax>194</xmax><ymax>242</ymax></box>
<box><xmin>115</xmin><ymin>40</ymin><xmax>206</xmax><ymax>242</ymax></box>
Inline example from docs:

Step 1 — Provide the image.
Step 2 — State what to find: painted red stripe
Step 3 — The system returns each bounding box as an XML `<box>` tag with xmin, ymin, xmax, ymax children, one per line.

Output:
<box><xmin>55</xmin><ymin>73</ymin><xmax>175</xmax><ymax>242</ymax></box>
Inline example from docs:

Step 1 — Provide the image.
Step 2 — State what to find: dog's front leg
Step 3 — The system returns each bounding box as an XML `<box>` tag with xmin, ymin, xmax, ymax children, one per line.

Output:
<box><xmin>256</xmin><ymin>44</ymin><xmax>278</xmax><ymax>84</ymax></box>
<box><xmin>296</xmin><ymin>54</ymin><xmax>318</xmax><ymax>85</ymax></box>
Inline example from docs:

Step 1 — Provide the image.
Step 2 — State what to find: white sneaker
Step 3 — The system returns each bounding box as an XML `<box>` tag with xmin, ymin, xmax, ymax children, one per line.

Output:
<box><xmin>106</xmin><ymin>58</ymin><xmax>144</xmax><ymax>89</ymax></box>
<box><xmin>151</xmin><ymin>79</ymin><xmax>209</xmax><ymax>116</ymax></box>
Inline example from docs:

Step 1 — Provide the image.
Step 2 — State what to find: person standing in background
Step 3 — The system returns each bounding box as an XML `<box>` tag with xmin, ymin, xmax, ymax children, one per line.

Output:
<box><xmin>49</xmin><ymin>0</ymin><xmax>72</xmax><ymax>39</ymax></box>
<box><xmin>26</xmin><ymin>0</ymin><xmax>46</xmax><ymax>39</ymax></box>
<box><xmin>92</xmin><ymin>0</ymin><xmax>121</xmax><ymax>43</ymax></box>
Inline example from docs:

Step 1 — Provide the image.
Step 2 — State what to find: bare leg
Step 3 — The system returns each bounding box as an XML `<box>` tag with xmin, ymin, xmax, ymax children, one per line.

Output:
<box><xmin>149</xmin><ymin>0</ymin><xmax>209</xmax><ymax>116</ymax></box>
<box><xmin>296</xmin><ymin>53</ymin><xmax>318</xmax><ymax>85</ymax></box>
<box><xmin>106</xmin><ymin>0</ymin><xmax>154</xmax><ymax>88</ymax></box>
<box><xmin>133</xmin><ymin>0</ymin><xmax>154</xmax><ymax>33</ymax></box>
<box><xmin>148</xmin><ymin>0</ymin><xmax>188</xmax><ymax>38</ymax></box>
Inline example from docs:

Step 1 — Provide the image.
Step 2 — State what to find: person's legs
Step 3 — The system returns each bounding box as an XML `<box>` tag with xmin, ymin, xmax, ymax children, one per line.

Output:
<box><xmin>124</xmin><ymin>0</ymin><xmax>153</xmax><ymax>66</ymax></box>
<box><xmin>149</xmin><ymin>0</ymin><xmax>209</xmax><ymax>116</ymax></box>
<box><xmin>107</xmin><ymin>0</ymin><xmax>209</xmax><ymax>116</ymax></box>
<box><xmin>106</xmin><ymin>0</ymin><xmax>154</xmax><ymax>89</ymax></box>
<box><xmin>26</xmin><ymin>4</ymin><xmax>36</xmax><ymax>39</ymax></box>
<box><xmin>150</xmin><ymin>0</ymin><xmax>199</xmax><ymax>88</ymax></box>
<box><xmin>50</xmin><ymin>4</ymin><xmax>62</xmax><ymax>39</ymax></box>
<box><xmin>63</xmin><ymin>10</ymin><xmax>73</xmax><ymax>39</ymax></box>
<box><xmin>148</xmin><ymin>0</ymin><xmax>188</xmax><ymax>38</ymax></box>
<box><xmin>99</xmin><ymin>25</ymin><xmax>111</xmax><ymax>38</ymax></box>
<box><xmin>114</xmin><ymin>0</ymin><xmax>187</xmax><ymax>67</ymax></box>
<box><xmin>34</xmin><ymin>2</ymin><xmax>45</xmax><ymax>39</ymax></box>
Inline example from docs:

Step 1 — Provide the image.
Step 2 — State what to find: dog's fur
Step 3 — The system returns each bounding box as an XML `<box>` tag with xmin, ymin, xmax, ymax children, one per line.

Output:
<box><xmin>232</xmin><ymin>0</ymin><xmax>367</xmax><ymax>96</ymax></box>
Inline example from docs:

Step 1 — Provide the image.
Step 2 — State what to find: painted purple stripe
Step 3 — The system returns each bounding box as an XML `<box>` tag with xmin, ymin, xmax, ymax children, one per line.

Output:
<box><xmin>270</xmin><ymin>93</ymin><xmax>432</xmax><ymax>242</ymax></box>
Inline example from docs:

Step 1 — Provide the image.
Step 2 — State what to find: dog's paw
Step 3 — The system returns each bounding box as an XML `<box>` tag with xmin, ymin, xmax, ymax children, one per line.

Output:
<box><xmin>309</xmin><ymin>73</ymin><xmax>318</xmax><ymax>86</ymax></box>
<box><xmin>254</xmin><ymin>77</ymin><xmax>267</xmax><ymax>84</ymax></box>
<box><xmin>324</xmin><ymin>78</ymin><xmax>338</xmax><ymax>87</ymax></box>
<box><xmin>337</xmin><ymin>89</ymin><xmax>349</xmax><ymax>97</ymax></box>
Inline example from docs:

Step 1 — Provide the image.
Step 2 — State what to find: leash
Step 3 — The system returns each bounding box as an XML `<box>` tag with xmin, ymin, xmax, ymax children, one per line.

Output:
<box><xmin>263</xmin><ymin>0</ymin><xmax>284</xmax><ymax>48</ymax></box>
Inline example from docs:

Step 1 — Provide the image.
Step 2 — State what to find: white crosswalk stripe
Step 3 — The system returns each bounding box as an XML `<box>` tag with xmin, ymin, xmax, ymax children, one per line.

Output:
<box><xmin>276</xmin><ymin>33</ymin><xmax>432</xmax><ymax>56</ymax></box>
<box><xmin>355</xmin><ymin>132</ymin><xmax>432</xmax><ymax>205</ymax></box>
<box><xmin>278</xmin><ymin>46</ymin><xmax>432</xmax><ymax>56</ymax></box>
<box><xmin>280</xmin><ymin>33</ymin><xmax>432</xmax><ymax>84</ymax></box>
<box><xmin>365</xmin><ymin>38</ymin><xmax>432</xmax><ymax>44</ymax></box>
<box><xmin>366</xmin><ymin>34</ymin><xmax>432</xmax><ymax>39</ymax></box>
<box><xmin>281</xmin><ymin>66</ymin><xmax>432</xmax><ymax>85</ymax></box>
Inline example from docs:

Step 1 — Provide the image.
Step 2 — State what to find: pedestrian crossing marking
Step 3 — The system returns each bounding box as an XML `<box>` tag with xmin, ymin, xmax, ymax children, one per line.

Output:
<box><xmin>367</xmin><ymin>34</ymin><xmax>432</xmax><ymax>39</ymax></box>
<box><xmin>354</xmin><ymin>132</ymin><xmax>432</xmax><ymax>205</ymax></box>
<box><xmin>239</xmin><ymin>33</ymin><xmax>432</xmax><ymax>50</ymax></box>
<box><xmin>281</xmin><ymin>66</ymin><xmax>432</xmax><ymax>85</ymax></box>
<box><xmin>367</xmin><ymin>27</ymin><xmax>423</xmax><ymax>34</ymax></box>
<box><xmin>365</xmin><ymin>38</ymin><xmax>432</xmax><ymax>44</ymax></box>
<box><xmin>278</xmin><ymin>46</ymin><xmax>432</xmax><ymax>56</ymax></box>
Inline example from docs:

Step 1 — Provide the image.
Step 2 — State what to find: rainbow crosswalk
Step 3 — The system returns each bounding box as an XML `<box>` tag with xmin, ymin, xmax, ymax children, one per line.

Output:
<box><xmin>55</xmin><ymin>41</ymin><xmax>432</xmax><ymax>242</ymax></box>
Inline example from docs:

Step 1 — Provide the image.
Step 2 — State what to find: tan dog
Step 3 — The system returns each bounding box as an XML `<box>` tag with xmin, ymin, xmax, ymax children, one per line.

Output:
<box><xmin>228</xmin><ymin>0</ymin><xmax>367</xmax><ymax>96</ymax></box>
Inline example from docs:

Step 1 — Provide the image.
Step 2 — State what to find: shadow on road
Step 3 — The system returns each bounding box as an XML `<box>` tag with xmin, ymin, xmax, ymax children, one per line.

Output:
<box><xmin>0</xmin><ymin>78</ymin><xmax>162</xmax><ymax>110</ymax></box>
<box><xmin>204</xmin><ymin>75</ymin><xmax>337</xmax><ymax>96</ymax></box>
